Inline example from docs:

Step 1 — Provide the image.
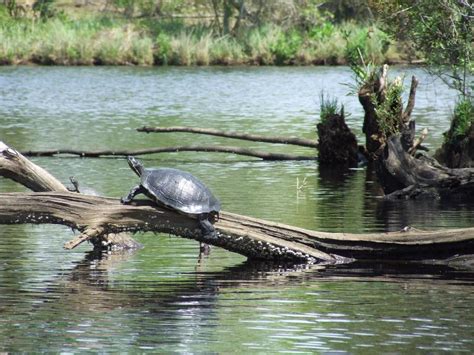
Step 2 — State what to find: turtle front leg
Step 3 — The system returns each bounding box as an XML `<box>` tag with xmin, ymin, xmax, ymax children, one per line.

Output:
<box><xmin>121</xmin><ymin>185</ymin><xmax>146</xmax><ymax>204</ymax></box>
<box><xmin>198</xmin><ymin>214</ymin><xmax>217</xmax><ymax>239</ymax></box>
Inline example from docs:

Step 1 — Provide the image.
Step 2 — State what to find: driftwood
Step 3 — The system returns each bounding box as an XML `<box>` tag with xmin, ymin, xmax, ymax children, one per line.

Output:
<box><xmin>377</xmin><ymin>135</ymin><xmax>474</xmax><ymax>199</ymax></box>
<box><xmin>21</xmin><ymin>145</ymin><xmax>315</xmax><ymax>161</ymax></box>
<box><xmin>0</xmin><ymin>142</ymin><xmax>141</xmax><ymax>250</ymax></box>
<box><xmin>3</xmin><ymin>141</ymin><xmax>474</xmax><ymax>264</ymax></box>
<box><xmin>137</xmin><ymin>126</ymin><xmax>318</xmax><ymax>148</ymax></box>
<box><xmin>2</xmin><ymin>191</ymin><xmax>474</xmax><ymax>263</ymax></box>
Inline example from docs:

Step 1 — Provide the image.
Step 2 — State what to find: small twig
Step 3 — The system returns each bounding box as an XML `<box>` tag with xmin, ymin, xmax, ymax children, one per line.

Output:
<box><xmin>296</xmin><ymin>176</ymin><xmax>308</xmax><ymax>191</ymax></box>
<box><xmin>64</xmin><ymin>226</ymin><xmax>105</xmax><ymax>250</ymax></box>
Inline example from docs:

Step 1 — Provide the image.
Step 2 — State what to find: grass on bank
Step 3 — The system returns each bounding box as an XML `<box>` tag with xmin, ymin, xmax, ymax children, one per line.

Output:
<box><xmin>0</xmin><ymin>9</ymin><xmax>406</xmax><ymax>66</ymax></box>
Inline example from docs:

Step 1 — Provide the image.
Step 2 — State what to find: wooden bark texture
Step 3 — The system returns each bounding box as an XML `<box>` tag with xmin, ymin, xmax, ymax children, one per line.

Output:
<box><xmin>21</xmin><ymin>145</ymin><xmax>315</xmax><ymax>161</ymax></box>
<box><xmin>1</xmin><ymin>191</ymin><xmax>474</xmax><ymax>262</ymax></box>
<box><xmin>0</xmin><ymin>141</ymin><xmax>141</xmax><ymax>250</ymax></box>
<box><xmin>137</xmin><ymin>126</ymin><xmax>318</xmax><ymax>148</ymax></box>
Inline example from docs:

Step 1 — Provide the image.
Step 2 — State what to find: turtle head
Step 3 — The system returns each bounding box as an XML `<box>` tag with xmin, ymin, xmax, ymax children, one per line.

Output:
<box><xmin>127</xmin><ymin>156</ymin><xmax>144</xmax><ymax>176</ymax></box>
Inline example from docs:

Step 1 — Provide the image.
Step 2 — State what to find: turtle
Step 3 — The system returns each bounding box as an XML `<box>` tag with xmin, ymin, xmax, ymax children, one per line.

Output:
<box><xmin>121</xmin><ymin>156</ymin><xmax>221</xmax><ymax>237</ymax></box>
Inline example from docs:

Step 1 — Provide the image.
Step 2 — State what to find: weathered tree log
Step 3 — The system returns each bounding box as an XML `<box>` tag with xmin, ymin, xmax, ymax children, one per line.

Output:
<box><xmin>0</xmin><ymin>192</ymin><xmax>335</xmax><ymax>263</ymax></box>
<box><xmin>0</xmin><ymin>141</ymin><xmax>141</xmax><ymax>250</ymax></box>
<box><xmin>4</xmin><ymin>141</ymin><xmax>474</xmax><ymax>264</ymax></box>
<box><xmin>1</xmin><ymin>191</ymin><xmax>474</xmax><ymax>262</ymax></box>
<box><xmin>137</xmin><ymin>126</ymin><xmax>319</xmax><ymax>148</ymax></box>
<box><xmin>21</xmin><ymin>145</ymin><xmax>315</xmax><ymax>161</ymax></box>
<box><xmin>377</xmin><ymin>135</ymin><xmax>474</xmax><ymax>199</ymax></box>
<box><xmin>0</xmin><ymin>141</ymin><xmax>68</xmax><ymax>192</ymax></box>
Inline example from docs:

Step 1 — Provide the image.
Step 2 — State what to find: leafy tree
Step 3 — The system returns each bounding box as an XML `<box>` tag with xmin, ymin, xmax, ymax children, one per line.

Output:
<box><xmin>369</xmin><ymin>0</ymin><xmax>473</xmax><ymax>98</ymax></box>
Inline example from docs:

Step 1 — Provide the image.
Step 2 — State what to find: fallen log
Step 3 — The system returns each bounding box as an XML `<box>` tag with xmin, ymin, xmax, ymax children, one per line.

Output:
<box><xmin>4</xmin><ymin>141</ymin><xmax>474</xmax><ymax>264</ymax></box>
<box><xmin>0</xmin><ymin>192</ymin><xmax>334</xmax><ymax>263</ymax></box>
<box><xmin>21</xmin><ymin>145</ymin><xmax>315</xmax><ymax>161</ymax></box>
<box><xmin>137</xmin><ymin>126</ymin><xmax>318</xmax><ymax>148</ymax></box>
<box><xmin>1</xmin><ymin>191</ymin><xmax>474</xmax><ymax>263</ymax></box>
<box><xmin>0</xmin><ymin>141</ymin><xmax>141</xmax><ymax>250</ymax></box>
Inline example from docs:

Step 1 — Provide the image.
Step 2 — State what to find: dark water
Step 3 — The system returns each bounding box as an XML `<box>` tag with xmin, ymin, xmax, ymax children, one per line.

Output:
<box><xmin>1</xmin><ymin>66</ymin><xmax>473</xmax><ymax>352</ymax></box>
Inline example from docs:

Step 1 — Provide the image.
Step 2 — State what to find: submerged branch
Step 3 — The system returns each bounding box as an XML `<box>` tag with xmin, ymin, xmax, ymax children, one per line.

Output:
<box><xmin>21</xmin><ymin>145</ymin><xmax>316</xmax><ymax>161</ymax></box>
<box><xmin>137</xmin><ymin>126</ymin><xmax>319</xmax><ymax>148</ymax></box>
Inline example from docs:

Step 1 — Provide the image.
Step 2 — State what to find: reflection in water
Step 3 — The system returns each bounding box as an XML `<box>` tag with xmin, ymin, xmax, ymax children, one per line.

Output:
<box><xmin>1</xmin><ymin>248</ymin><xmax>473</xmax><ymax>352</ymax></box>
<box><xmin>0</xmin><ymin>66</ymin><xmax>473</xmax><ymax>352</ymax></box>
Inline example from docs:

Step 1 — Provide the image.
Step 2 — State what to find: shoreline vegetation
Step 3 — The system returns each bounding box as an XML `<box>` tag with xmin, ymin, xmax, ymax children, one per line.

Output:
<box><xmin>0</xmin><ymin>1</ymin><xmax>420</xmax><ymax>66</ymax></box>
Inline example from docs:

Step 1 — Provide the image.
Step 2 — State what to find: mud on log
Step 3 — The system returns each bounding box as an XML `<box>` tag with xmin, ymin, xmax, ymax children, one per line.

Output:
<box><xmin>137</xmin><ymin>126</ymin><xmax>319</xmax><ymax>148</ymax></box>
<box><xmin>21</xmin><ymin>145</ymin><xmax>315</xmax><ymax>161</ymax></box>
<box><xmin>316</xmin><ymin>110</ymin><xmax>359</xmax><ymax>166</ymax></box>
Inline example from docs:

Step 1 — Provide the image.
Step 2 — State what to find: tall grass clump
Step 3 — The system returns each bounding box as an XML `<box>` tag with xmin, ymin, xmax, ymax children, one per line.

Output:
<box><xmin>169</xmin><ymin>31</ymin><xmax>194</xmax><ymax>65</ymax></box>
<box><xmin>0</xmin><ymin>21</ymin><xmax>32</xmax><ymax>64</ymax></box>
<box><xmin>209</xmin><ymin>37</ymin><xmax>244</xmax><ymax>65</ymax></box>
<box><xmin>0</xmin><ymin>4</ymin><xmax>402</xmax><ymax>67</ymax></box>
<box><xmin>95</xmin><ymin>25</ymin><xmax>153</xmax><ymax>65</ymax></box>
<box><xmin>32</xmin><ymin>19</ymin><xmax>97</xmax><ymax>65</ymax></box>
<box><xmin>243</xmin><ymin>25</ymin><xmax>280</xmax><ymax>64</ymax></box>
<box><xmin>319</xmin><ymin>92</ymin><xmax>341</xmax><ymax>123</ymax></box>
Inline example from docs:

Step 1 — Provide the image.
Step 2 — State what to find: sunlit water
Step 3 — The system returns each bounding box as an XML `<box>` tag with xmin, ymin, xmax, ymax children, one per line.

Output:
<box><xmin>0</xmin><ymin>66</ymin><xmax>473</xmax><ymax>352</ymax></box>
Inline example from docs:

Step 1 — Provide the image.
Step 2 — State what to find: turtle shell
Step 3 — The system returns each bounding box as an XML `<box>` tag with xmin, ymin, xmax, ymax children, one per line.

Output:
<box><xmin>141</xmin><ymin>168</ymin><xmax>220</xmax><ymax>215</ymax></box>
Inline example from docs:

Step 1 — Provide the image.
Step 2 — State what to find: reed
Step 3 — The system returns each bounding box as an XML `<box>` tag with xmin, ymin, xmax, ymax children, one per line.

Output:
<box><xmin>0</xmin><ymin>13</ymin><xmax>404</xmax><ymax>66</ymax></box>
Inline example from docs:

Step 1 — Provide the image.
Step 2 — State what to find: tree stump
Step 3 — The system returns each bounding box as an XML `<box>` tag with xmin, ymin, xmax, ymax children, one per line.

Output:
<box><xmin>435</xmin><ymin>123</ymin><xmax>474</xmax><ymax>168</ymax></box>
<box><xmin>316</xmin><ymin>111</ymin><xmax>358</xmax><ymax>166</ymax></box>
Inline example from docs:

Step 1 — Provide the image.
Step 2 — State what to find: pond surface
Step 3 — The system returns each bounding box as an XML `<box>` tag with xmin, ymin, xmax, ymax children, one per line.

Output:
<box><xmin>0</xmin><ymin>66</ymin><xmax>473</xmax><ymax>353</ymax></box>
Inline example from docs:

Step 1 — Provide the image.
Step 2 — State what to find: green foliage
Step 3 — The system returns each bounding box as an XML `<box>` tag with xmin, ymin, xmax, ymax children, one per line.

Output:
<box><xmin>308</xmin><ymin>23</ymin><xmax>335</xmax><ymax>40</ymax></box>
<box><xmin>155</xmin><ymin>32</ymin><xmax>171</xmax><ymax>64</ymax></box>
<box><xmin>270</xmin><ymin>30</ymin><xmax>303</xmax><ymax>65</ymax></box>
<box><xmin>370</xmin><ymin>0</ymin><xmax>473</xmax><ymax>98</ymax></box>
<box><xmin>374</xmin><ymin>77</ymin><xmax>404</xmax><ymax>136</ymax></box>
<box><xmin>445</xmin><ymin>99</ymin><xmax>474</xmax><ymax>144</ymax></box>
<box><xmin>344</xmin><ymin>25</ymin><xmax>390</xmax><ymax>71</ymax></box>
<box><xmin>32</xmin><ymin>0</ymin><xmax>57</xmax><ymax>20</ymax></box>
<box><xmin>0</xmin><ymin>4</ymin><xmax>404</xmax><ymax>67</ymax></box>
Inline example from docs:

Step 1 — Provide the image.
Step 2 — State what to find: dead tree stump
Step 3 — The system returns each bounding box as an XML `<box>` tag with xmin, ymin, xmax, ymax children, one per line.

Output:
<box><xmin>358</xmin><ymin>65</ymin><xmax>418</xmax><ymax>159</ymax></box>
<box><xmin>317</xmin><ymin>111</ymin><xmax>358</xmax><ymax>166</ymax></box>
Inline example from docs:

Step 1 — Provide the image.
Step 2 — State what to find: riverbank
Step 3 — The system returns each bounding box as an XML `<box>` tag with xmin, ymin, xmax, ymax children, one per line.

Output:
<box><xmin>0</xmin><ymin>13</ymin><xmax>413</xmax><ymax>66</ymax></box>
